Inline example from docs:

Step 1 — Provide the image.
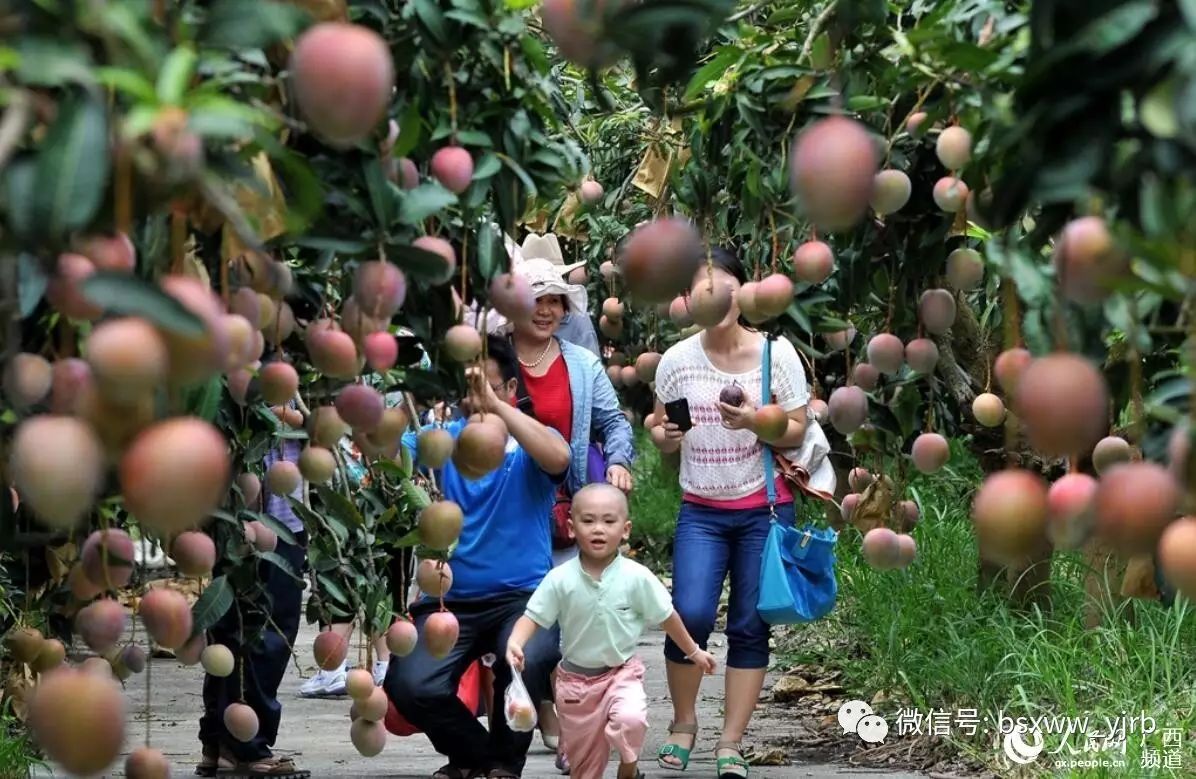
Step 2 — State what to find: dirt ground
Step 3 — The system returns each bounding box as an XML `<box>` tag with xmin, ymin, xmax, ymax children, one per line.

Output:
<box><xmin>57</xmin><ymin>612</ymin><xmax>936</xmax><ymax>779</ymax></box>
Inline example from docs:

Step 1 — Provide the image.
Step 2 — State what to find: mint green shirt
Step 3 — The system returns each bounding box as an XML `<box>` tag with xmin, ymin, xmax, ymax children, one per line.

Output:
<box><xmin>525</xmin><ymin>555</ymin><xmax>675</xmax><ymax>668</ymax></box>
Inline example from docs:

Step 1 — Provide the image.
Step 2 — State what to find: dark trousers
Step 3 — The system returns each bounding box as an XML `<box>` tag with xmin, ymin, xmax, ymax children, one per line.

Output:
<box><xmin>385</xmin><ymin>591</ymin><xmax>561</xmax><ymax>775</ymax></box>
<box><xmin>199</xmin><ymin>531</ymin><xmax>307</xmax><ymax>761</ymax></box>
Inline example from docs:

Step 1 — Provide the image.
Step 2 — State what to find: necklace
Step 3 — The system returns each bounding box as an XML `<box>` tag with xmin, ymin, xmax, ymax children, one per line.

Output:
<box><xmin>518</xmin><ymin>339</ymin><xmax>554</xmax><ymax>368</ymax></box>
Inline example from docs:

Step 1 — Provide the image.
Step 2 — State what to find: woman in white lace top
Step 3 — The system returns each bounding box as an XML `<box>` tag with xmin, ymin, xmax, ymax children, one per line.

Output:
<box><xmin>648</xmin><ymin>247</ymin><xmax>811</xmax><ymax>778</ymax></box>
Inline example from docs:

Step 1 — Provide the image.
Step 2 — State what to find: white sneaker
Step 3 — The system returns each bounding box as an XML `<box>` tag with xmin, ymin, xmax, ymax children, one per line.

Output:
<box><xmin>372</xmin><ymin>660</ymin><xmax>389</xmax><ymax>686</ymax></box>
<box><xmin>298</xmin><ymin>666</ymin><xmax>347</xmax><ymax>697</ymax></box>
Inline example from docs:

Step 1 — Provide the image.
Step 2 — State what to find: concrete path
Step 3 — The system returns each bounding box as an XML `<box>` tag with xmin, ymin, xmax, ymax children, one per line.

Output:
<box><xmin>85</xmin><ymin>616</ymin><xmax>927</xmax><ymax>778</ymax></box>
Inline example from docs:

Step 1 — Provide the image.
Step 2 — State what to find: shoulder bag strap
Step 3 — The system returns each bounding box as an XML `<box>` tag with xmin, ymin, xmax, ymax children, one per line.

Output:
<box><xmin>762</xmin><ymin>335</ymin><xmax>777</xmax><ymax>515</ymax></box>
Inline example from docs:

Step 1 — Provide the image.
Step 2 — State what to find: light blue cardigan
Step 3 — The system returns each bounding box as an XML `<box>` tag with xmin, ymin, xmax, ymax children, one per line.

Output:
<box><xmin>558</xmin><ymin>338</ymin><xmax>635</xmax><ymax>493</ymax></box>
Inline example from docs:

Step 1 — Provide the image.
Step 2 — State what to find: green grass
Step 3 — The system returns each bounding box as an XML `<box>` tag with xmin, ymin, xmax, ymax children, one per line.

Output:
<box><xmin>625</xmin><ymin>433</ymin><xmax>1196</xmax><ymax>777</ymax></box>
<box><xmin>777</xmin><ymin>439</ymin><xmax>1196</xmax><ymax>777</ymax></box>
<box><xmin>628</xmin><ymin>429</ymin><xmax>681</xmax><ymax>565</ymax></box>
<box><xmin>0</xmin><ymin>699</ymin><xmax>42</xmax><ymax>779</ymax></box>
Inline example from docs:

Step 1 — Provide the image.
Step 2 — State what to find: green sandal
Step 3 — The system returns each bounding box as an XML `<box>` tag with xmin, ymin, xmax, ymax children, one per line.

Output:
<box><xmin>715</xmin><ymin>740</ymin><xmax>749</xmax><ymax>778</ymax></box>
<box><xmin>656</xmin><ymin>721</ymin><xmax>698</xmax><ymax>771</ymax></box>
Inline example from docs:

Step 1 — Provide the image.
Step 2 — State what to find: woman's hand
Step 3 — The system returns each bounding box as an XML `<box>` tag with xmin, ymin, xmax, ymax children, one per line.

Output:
<box><xmin>606</xmin><ymin>464</ymin><xmax>633</xmax><ymax>492</ymax></box>
<box><xmin>653</xmin><ymin>421</ymin><xmax>686</xmax><ymax>444</ymax></box>
<box><xmin>718</xmin><ymin>400</ymin><xmax>757</xmax><ymax>432</ymax></box>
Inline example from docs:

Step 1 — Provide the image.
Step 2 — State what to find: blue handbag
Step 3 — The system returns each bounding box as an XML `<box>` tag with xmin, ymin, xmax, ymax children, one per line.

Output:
<box><xmin>756</xmin><ymin>335</ymin><xmax>840</xmax><ymax>625</ymax></box>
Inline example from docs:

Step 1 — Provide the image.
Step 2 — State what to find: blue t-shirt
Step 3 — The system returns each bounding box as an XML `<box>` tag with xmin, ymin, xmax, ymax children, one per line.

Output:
<box><xmin>402</xmin><ymin>418</ymin><xmax>566</xmax><ymax>600</ymax></box>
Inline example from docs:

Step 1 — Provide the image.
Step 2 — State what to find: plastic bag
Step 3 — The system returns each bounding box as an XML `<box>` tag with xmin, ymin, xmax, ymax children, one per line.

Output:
<box><xmin>503</xmin><ymin>671</ymin><xmax>538</xmax><ymax>732</ymax></box>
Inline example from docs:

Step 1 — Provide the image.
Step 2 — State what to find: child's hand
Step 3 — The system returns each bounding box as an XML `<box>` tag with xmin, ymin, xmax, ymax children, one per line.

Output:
<box><xmin>505</xmin><ymin>642</ymin><xmax>525</xmax><ymax>672</ymax></box>
<box><xmin>691</xmin><ymin>649</ymin><xmax>717</xmax><ymax>675</ymax></box>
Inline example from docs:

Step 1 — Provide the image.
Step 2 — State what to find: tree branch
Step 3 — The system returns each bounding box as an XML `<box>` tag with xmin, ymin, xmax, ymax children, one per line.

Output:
<box><xmin>799</xmin><ymin>1</ymin><xmax>839</xmax><ymax>63</ymax></box>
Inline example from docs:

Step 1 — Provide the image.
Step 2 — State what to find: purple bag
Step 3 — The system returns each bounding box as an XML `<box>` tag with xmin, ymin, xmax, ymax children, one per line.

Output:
<box><xmin>586</xmin><ymin>442</ymin><xmax>608</xmax><ymax>484</ymax></box>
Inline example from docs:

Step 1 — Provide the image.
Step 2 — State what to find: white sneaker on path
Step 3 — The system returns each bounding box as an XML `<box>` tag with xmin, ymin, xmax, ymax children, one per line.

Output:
<box><xmin>298</xmin><ymin>665</ymin><xmax>347</xmax><ymax>697</ymax></box>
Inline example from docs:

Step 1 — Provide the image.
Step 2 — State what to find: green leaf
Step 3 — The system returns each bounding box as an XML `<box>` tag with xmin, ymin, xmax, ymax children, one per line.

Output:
<box><xmin>3</xmin><ymin>158</ymin><xmax>36</xmax><ymax>240</ymax></box>
<box><xmin>16</xmin><ymin>38</ymin><xmax>95</xmax><ymax>87</ymax></box>
<box><xmin>1140</xmin><ymin>77</ymin><xmax>1179</xmax><ymax>139</ymax></box>
<box><xmin>315</xmin><ymin>484</ymin><xmax>365</xmax><ymax>528</ymax></box>
<box><xmin>187</xmin><ymin>376</ymin><xmax>224</xmax><ymax>422</ymax></box>
<box><xmin>401</xmin><ymin>479</ymin><xmax>432</xmax><ymax>511</ymax></box>
<box><xmin>1070</xmin><ymin>2</ymin><xmax>1158</xmax><ymax>57</ymax></box>
<box><xmin>413</xmin><ymin>0</ymin><xmax>449</xmax><ymax>47</ymax></box>
<box><xmin>473</xmin><ymin>153</ymin><xmax>502</xmax><ymax>181</ymax></box>
<box><xmin>258</xmin><ymin>550</ymin><xmax>301</xmax><ymax>580</ymax></box>
<box><xmin>31</xmin><ymin>92</ymin><xmax>110</xmax><ymax>238</ymax></box>
<box><xmin>292</xmin><ymin>237</ymin><xmax>372</xmax><ymax>254</ymax></box>
<box><xmin>845</xmin><ymin>95</ymin><xmax>888</xmax><ymax>112</ymax></box>
<box><xmin>393</xmin><ymin>525</ymin><xmax>423</xmax><ymax>548</ymax></box>
<box><xmin>286</xmin><ymin>497</ymin><xmax>345</xmax><ymax>541</ymax></box>
<box><xmin>784</xmin><ymin>301</ymin><xmax>812</xmax><ymax>334</ymax></box>
<box><xmin>391</xmin><ymin>102</ymin><xmax>424</xmax><ymax>159</ymax></box>
<box><xmin>95</xmin><ymin>67</ymin><xmax>158</xmax><ymax>103</ymax></box>
<box><xmin>157</xmin><ymin>46</ymin><xmax>198</xmax><ymax>105</ymax></box>
<box><xmin>935</xmin><ymin>41</ymin><xmax>998</xmax><ymax>72</ymax></box>
<box><xmin>250</xmin><ymin>512</ymin><xmax>299</xmax><ymax>546</ymax></box>
<box><xmin>364</xmin><ymin>157</ymin><xmax>397</xmax><ymax>229</ymax></box>
<box><xmin>191</xmin><ymin>575</ymin><xmax>234</xmax><ymax>634</ymax></box>
<box><xmin>316</xmin><ymin>574</ymin><xmax>355</xmax><ymax>610</ymax></box>
<box><xmin>187</xmin><ymin>97</ymin><xmax>273</xmax><ymax>138</ymax></box>
<box><xmin>496</xmin><ymin>153</ymin><xmax>537</xmax><ymax>200</ymax></box>
<box><xmin>477</xmin><ymin>219</ymin><xmax>500</xmax><ymax>279</ymax></box>
<box><xmin>444</xmin><ymin>8</ymin><xmax>490</xmax><ymax>29</ymax></box>
<box><xmin>79</xmin><ymin>272</ymin><xmax>206</xmax><ymax>336</ymax></box>
<box><xmin>200</xmin><ymin>0</ymin><xmax>310</xmax><ymax>49</ymax></box>
<box><xmin>389</xmin><ymin>243</ymin><xmax>454</xmax><ymax>282</ymax></box>
<box><xmin>1182</xmin><ymin>0</ymin><xmax>1196</xmax><ymax>29</ymax></box>
<box><xmin>809</xmin><ymin>33</ymin><xmax>832</xmax><ymax>69</ymax></box>
<box><xmin>452</xmin><ymin>129</ymin><xmax>493</xmax><ymax>148</ymax></box>
<box><xmin>683</xmin><ymin>48</ymin><xmax>740</xmax><ymax>102</ymax></box>
<box><xmin>398</xmin><ymin>183</ymin><xmax>458</xmax><ymax>224</ymax></box>
<box><xmin>519</xmin><ymin>34</ymin><xmax>549</xmax><ymax>73</ymax></box>
<box><xmin>17</xmin><ymin>254</ymin><xmax>47</xmax><ymax>317</ymax></box>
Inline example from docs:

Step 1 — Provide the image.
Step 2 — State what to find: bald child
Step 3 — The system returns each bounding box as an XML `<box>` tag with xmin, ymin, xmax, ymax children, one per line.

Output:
<box><xmin>507</xmin><ymin>484</ymin><xmax>715</xmax><ymax>779</ymax></box>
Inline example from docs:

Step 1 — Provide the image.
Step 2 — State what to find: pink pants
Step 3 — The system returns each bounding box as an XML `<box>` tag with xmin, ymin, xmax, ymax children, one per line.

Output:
<box><xmin>555</xmin><ymin>657</ymin><xmax>648</xmax><ymax>779</ymax></box>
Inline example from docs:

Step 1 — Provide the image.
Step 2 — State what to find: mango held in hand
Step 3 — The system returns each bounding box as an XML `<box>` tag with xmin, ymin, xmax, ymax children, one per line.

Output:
<box><xmin>753</xmin><ymin>405</ymin><xmax>789</xmax><ymax>442</ymax></box>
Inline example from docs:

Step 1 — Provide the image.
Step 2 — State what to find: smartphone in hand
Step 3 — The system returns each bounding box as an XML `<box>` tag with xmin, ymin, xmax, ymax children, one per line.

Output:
<box><xmin>664</xmin><ymin>398</ymin><xmax>694</xmax><ymax>432</ymax></box>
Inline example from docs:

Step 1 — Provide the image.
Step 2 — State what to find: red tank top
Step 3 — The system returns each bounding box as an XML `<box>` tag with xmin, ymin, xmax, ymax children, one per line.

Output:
<box><xmin>521</xmin><ymin>354</ymin><xmax>573</xmax><ymax>441</ymax></box>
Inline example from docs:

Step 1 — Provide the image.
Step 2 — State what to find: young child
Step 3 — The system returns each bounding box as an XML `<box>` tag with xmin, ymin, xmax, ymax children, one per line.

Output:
<box><xmin>506</xmin><ymin>483</ymin><xmax>717</xmax><ymax>779</ymax></box>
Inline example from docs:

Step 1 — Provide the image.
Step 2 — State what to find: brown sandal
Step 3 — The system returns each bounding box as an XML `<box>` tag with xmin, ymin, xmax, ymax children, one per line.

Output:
<box><xmin>432</xmin><ymin>765</ymin><xmax>481</xmax><ymax>779</ymax></box>
<box><xmin>217</xmin><ymin>753</ymin><xmax>311</xmax><ymax>778</ymax></box>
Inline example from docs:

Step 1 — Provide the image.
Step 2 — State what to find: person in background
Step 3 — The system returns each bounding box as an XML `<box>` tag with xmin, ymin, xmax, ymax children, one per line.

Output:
<box><xmin>519</xmin><ymin>233</ymin><xmax>601</xmax><ymax>358</ymax></box>
<box><xmin>649</xmin><ymin>247</ymin><xmax>811</xmax><ymax>778</ymax></box>
<box><xmin>465</xmin><ymin>233</ymin><xmax>602</xmax><ymax>360</ymax></box>
<box><xmin>297</xmin><ymin>391</ymin><xmax>406</xmax><ymax>697</ymax></box>
<box><xmin>385</xmin><ymin>335</ymin><xmax>571</xmax><ymax>779</ymax></box>
<box><xmin>198</xmin><ymin>400</ymin><xmax>310</xmax><ymax>778</ymax></box>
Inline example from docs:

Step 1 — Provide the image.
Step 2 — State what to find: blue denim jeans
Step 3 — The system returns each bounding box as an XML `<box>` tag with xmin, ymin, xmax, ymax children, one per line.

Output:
<box><xmin>664</xmin><ymin>501</ymin><xmax>793</xmax><ymax>670</ymax></box>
